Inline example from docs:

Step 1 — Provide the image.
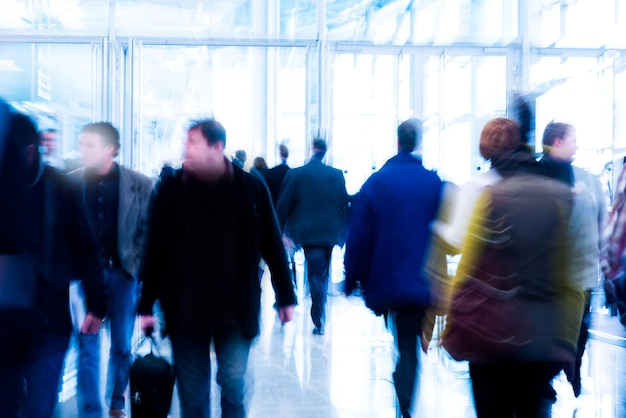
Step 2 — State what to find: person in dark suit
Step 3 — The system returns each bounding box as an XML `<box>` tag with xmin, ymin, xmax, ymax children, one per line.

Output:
<box><xmin>138</xmin><ymin>118</ymin><xmax>296</xmax><ymax>418</ymax></box>
<box><xmin>276</xmin><ymin>139</ymin><xmax>348</xmax><ymax>335</ymax></box>
<box><xmin>71</xmin><ymin>122</ymin><xmax>153</xmax><ymax>418</ymax></box>
<box><xmin>265</xmin><ymin>144</ymin><xmax>291</xmax><ymax>206</ymax></box>
<box><xmin>0</xmin><ymin>111</ymin><xmax>108</xmax><ymax>418</ymax></box>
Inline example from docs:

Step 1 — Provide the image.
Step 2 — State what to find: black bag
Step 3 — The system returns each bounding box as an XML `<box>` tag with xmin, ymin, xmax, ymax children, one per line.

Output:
<box><xmin>130</xmin><ymin>337</ymin><xmax>175</xmax><ymax>418</ymax></box>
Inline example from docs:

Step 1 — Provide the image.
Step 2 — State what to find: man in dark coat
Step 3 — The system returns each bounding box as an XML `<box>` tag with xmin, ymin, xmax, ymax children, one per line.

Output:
<box><xmin>0</xmin><ymin>110</ymin><xmax>108</xmax><ymax>418</ymax></box>
<box><xmin>265</xmin><ymin>144</ymin><xmax>291</xmax><ymax>206</ymax></box>
<box><xmin>138</xmin><ymin>118</ymin><xmax>296</xmax><ymax>418</ymax></box>
<box><xmin>276</xmin><ymin>138</ymin><xmax>348</xmax><ymax>335</ymax></box>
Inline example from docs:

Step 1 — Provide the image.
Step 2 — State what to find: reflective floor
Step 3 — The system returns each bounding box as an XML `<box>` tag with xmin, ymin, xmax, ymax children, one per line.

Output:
<box><xmin>55</xmin><ymin>262</ymin><xmax>626</xmax><ymax>418</ymax></box>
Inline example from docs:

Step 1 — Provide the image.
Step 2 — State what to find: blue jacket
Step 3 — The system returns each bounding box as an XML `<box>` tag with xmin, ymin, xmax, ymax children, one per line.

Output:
<box><xmin>344</xmin><ymin>152</ymin><xmax>442</xmax><ymax>313</ymax></box>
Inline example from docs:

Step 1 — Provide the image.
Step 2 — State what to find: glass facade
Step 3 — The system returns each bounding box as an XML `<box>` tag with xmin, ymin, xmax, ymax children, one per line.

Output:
<box><xmin>1</xmin><ymin>0</ymin><xmax>625</xmax><ymax>193</ymax></box>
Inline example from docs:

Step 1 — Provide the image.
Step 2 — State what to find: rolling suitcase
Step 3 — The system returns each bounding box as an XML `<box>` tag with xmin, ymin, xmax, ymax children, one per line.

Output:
<box><xmin>130</xmin><ymin>336</ymin><xmax>175</xmax><ymax>418</ymax></box>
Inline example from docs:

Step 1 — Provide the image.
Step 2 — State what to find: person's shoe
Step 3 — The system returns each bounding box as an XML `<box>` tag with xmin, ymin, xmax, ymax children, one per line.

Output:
<box><xmin>312</xmin><ymin>326</ymin><xmax>324</xmax><ymax>335</ymax></box>
<box><xmin>109</xmin><ymin>409</ymin><xmax>126</xmax><ymax>418</ymax></box>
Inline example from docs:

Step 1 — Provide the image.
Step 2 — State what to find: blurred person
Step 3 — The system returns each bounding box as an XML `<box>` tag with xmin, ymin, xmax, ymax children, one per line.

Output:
<box><xmin>265</xmin><ymin>144</ymin><xmax>296</xmax><ymax>284</ymax></box>
<box><xmin>444</xmin><ymin>118</ymin><xmax>584</xmax><ymax>418</ymax></box>
<box><xmin>276</xmin><ymin>138</ymin><xmax>348</xmax><ymax>335</ymax></box>
<box><xmin>232</xmin><ymin>149</ymin><xmax>247</xmax><ymax>169</ymax></box>
<box><xmin>40</xmin><ymin>128</ymin><xmax>66</xmax><ymax>170</ymax></box>
<box><xmin>434</xmin><ymin>97</ymin><xmax>534</xmax><ymax>253</ymax></box>
<box><xmin>137</xmin><ymin>118</ymin><xmax>296</xmax><ymax>418</ymax></box>
<box><xmin>250</xmin><ymin>156</ymin><xmax>270</xmax><ymax>281</ymax></box>
<box><xmin>250</xmin><ymin>156</ymin><xmax>269</xmax><ymax>187</ymax></box>
<box><xmin>344</xmin><ymin>119</ymin><xmax>443</xmax><ymax>418</ymax></box>
<box><xmin>72</xmin><ymin>122</ymin><xmax>153</xmax><ymax>418</ymax></box>
<box><xmin>265</xmin><ymin>144</ymin><xmax>291</xmax><ymax>206</ymax></box>
<box><xmin>601</xmin><ymin>163</ymin><xmax>626</xmax><ymax>326</ymax></box>
<box><xmin>540</xmin><ymin>121</ymin><xmax>606</xmax><ymax>397</ymax></box>
<box><xmin>0</xmin><ymin>110</ymin><xmax>108</xmax><ymax>418</ymax></box>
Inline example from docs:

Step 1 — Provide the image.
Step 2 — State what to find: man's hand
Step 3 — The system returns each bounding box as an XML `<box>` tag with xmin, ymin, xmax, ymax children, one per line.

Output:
<box><xmin>278</xmin><ymin>305</ymin><xmax>295</xmax><ymax>324</ymax></box>
<box><xmin>141</xmin><ymin>315</ymin><xmax>156</xmax><ymax>336</ymax></box>
<box><xmin>81</xmin><ymin>312</ymin><xmax>103</xmax><ymax>335</ymax></box>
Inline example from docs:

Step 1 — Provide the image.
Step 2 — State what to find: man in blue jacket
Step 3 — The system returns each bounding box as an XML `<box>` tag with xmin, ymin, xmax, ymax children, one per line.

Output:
<box><xmin>344</xmin><ymin>119</ymin><xmax>443</xmax><ymax>418</ymax></box>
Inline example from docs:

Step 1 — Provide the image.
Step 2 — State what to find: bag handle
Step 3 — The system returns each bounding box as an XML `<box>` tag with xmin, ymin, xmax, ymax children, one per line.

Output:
<box><xmin>135</xmin><ymin>335</ymin><xmax>161</xmax><ymax>357</ymax></box>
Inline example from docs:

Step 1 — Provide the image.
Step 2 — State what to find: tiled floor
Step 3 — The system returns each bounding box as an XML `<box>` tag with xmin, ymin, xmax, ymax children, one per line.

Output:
<box><xmin>55</xmin><ymin>259</ymin><xmax>626</xmax><ymax>418</ymax></box>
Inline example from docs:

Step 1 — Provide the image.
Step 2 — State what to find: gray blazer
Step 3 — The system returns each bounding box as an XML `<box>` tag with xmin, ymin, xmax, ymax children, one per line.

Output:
<box><xmin>570</xmin><ymin>166</ymin><xmax>606</xmax><ymax>289</ymax></box>
<box><xmin>70</xmin><ymin>165</ymin><xmax>153</xmax><ymax>277</ymax></box>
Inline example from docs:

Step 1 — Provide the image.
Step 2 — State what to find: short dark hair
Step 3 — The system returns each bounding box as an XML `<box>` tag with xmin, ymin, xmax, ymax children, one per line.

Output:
<box><xmin>253</xmin><ymin>157</ymin><xmax>267</xmax><ymax>170</ymax></box>
<box><xmin>189</xmin><ymin>119</ymin><xmax>227</xmax><ymax>146</ymax></box>
<box><xmin>235</xmin><ymin>150</ymin><xmax>247</xmax><ymax>162</ymax></box>
<box><xmin>10</xmin><ymin>112</ymin><xmax>40</xmax><ymax>148</ymax></box>
<box><xmin>397</xmin><ymin>118</ymin><xmax>422</xmax><ymax>152</ymax></box>
<box><xmin>81</xmin><ymin>122</ymin><xmax>120</xmax><ymax>148</ymax></box>
<box><xmin>312</xmin><ymin>138</ymin><xmax>327</xmax><ymax>152</ymax></box>
<box><xmin>542</xmin><ymin>121</ymin><xmax>572</xmax><ymax>146</ymax></box>
<box><xmin>279</xmin><ymin>144</ymin><xmax>289</xmax><ymax>160</ymax></box>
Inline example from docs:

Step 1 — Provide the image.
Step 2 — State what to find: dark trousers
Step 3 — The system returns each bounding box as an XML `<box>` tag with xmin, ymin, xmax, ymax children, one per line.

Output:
<box><xmin>564</xmin><ymin>289</ymin><xmax>592</xmax><ymax>395</ymax></box>
<box><xmin>171</xmin><ymin>329</ymin><xmax>252</xmax><ymax>418</ymax></box>
<box><xmin>389</xmin><ymin>307</ymin><xmax>425</xmax><ymax>418</ymax></box>
<box><xmin>469</xmin><ymin>361</ymin><xmax>562</xmax><ymax>418</ymax></box>
<box><xmin>0</xmin><ymin>325</ymin><xmax>70</xmax><ymax>418</ymax></box>
<box><xmin>303</xmin><ymin>245</ymin><xmax>333</xmax><ymax>329</ymax></box>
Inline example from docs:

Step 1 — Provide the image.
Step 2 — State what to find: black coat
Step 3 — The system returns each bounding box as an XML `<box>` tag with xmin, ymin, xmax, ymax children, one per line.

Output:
<box><xmin>264</xmin><ymin>163</ymin><xmax>290</xmax><ymax>206</ymax></box>
<box><xmin>37</xmin><ymin>166</ymin><xmax>109</xmax><ymax>330</ymax></box>
<box><xmin>276</xmin><ymin>160</ymin><xmax>348</xmax><ymax>247</ymax></box>
<box><xmin>138</xmin><ymin>164</ymin><xmax>296</xmax><ymax>339</ymax></box>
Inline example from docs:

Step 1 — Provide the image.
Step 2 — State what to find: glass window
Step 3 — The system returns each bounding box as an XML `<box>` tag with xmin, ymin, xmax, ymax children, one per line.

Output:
<box><xmin>271</xmin><ymin>47</ymin><xmax>308</xmax><ymax>166</ymax></box>
<box><xmin>533</xmin><ymin>0</ymin><xmax>626</xmax><ymax>48</ymax></box>
<box><xmin>414</xmin><ymin>0</ymin><xmax>518</xmax><ymax>44</ymax></box>
<box><xmin>326</xmin><ymin>0</ymin><xmax>412</xmax><ymax>44</ymax></box>
<box><xmin>531</xmin><ymin>55</ymin><xmax>614</xmax><ymax>174</ymax></box>
<box><xmin>0</xmin><ymin>42</ymin><xmax>100</xmax><ymax>168</ymax></box>
<box><xmin>0</xmin><ymin>0</ymin><xmax>110</xmax><ymax>36</ymax></box>
<box><xmin>331</xmin><ymin>53</ymin><xmax>410</xmax><ymax>194</ymax></box>
<box><xmin>423</xmin><ymin>54</ymin><xmax>507</xmax><ymax>184</ymax></box>
<box><xmin>280</xmin><ymin>0</ymin><xmax>318</xmax><ymax>39</ymax></box>
<box><xmin>136</xmin><ymin>45</ymin><xmax>307</xmax><ymax>177</ymax></box>
<box><xmin>115</xmin><ymin>0</ymin><xmax>254</xmax><ymax>38</ymax></box>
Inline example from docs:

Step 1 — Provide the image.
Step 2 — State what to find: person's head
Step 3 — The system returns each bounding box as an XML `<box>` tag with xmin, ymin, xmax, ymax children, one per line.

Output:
<box><xmin>279</xmin><ymin>144</ymin><xmax>289</xmax><ymax>161</ymax></box>
<box><xmin>397</xmin><ymin>118</ymin><xmax>422</xmax><ymax>153</ymax></box>
<box><xmin>542</xmin><ymin>121</ymin><xmax>577</xmax><ymax>163</ymax></box>
<box><xmin>184</xmin><ymin>118</ymin><xmax>227</xmax><ymax>180</ymax></box>
<box><xmin>8</xmin><ymin>112</ymin><xmax>40</xmax><ymax>168</ymax></box>
<box><xmin>78</xmin><ymin>122</ymin><xmax>120</xmax><ymax>173</ymax></box>
<box><xmin>479</xmin><ymin>117</ymin><xmax>522</xmax><ymax>162</ymax></box>
<box><xmin>253</xmin><ymin>157</ymin><xmax>268</xmax><ymax>170</ymax></box>
<box><xmin>235</xmin><ymin>150</ymin><xmax>247</xmax><ymax>162</ymax></box>
<box><xmin>40</xmin><ymin>128</ymin><xmax>58</xmax><ymax>156</ymax></box>
<box><xmin>311</xmin><ymin>138</ymin><xmax>327</xmax><ymax>160</ymax></box>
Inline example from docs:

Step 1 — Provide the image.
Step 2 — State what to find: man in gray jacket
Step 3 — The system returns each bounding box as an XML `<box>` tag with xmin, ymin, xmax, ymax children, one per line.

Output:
<box><xmin>540</xmin><ymin>121</ymin><xmax>606</xmax><ymax>397</ymax></box>
<box><xmin>276</xmin><ymin>138</ymin><xmax>347</xmax><ymax>335</ymax></box>
<box><xmin>72</xmin><ymin>122</ymin><xmax>153</xmax><ymax>418</ymax></box>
